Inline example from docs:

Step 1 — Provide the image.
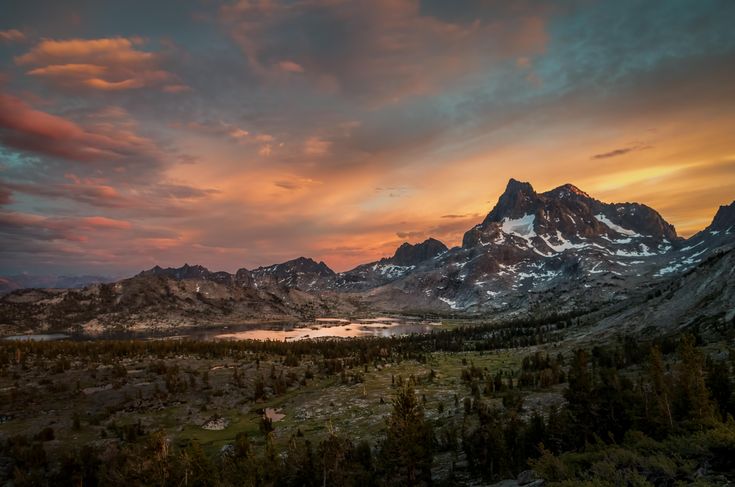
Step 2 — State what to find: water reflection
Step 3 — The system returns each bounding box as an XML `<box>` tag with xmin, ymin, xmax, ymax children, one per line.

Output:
<box><xmin>0</xmin><ymin>317</ymin><xmax>442</xmax><ymax>342</ymax></box>
<box><xmin>214</xmin><ymin>317</ymin><xmax>440</xmax><ymax>341</ymax></box>
<box><xmin>3</xmin><ymin>333</ymin><xmax>69</xmax><ymax>342</ymax></box>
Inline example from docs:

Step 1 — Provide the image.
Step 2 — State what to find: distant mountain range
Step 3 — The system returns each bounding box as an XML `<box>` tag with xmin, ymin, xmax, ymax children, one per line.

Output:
<box><xmin>0</xmin><ymin>274</ymin><xmax>114</xmax><ymax>295</ymax></box>
<box><xmin>1</xmin><ymin>178</ymin><xmax>733</xmax><ymax>337</ymax></box>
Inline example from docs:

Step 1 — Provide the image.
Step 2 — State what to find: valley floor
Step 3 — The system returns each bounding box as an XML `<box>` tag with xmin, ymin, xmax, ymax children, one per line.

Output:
<box><xmin>0</xmin><ymin>318</ymin><xmax>733</xmax><ymax>486</ymax></box>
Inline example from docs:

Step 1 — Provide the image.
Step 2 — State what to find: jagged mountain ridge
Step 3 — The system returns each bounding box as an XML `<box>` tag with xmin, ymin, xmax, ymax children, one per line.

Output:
<box><xmin>392</xmin><ymin>238</ymin><xmax>449</xmax><ymax>266</ymax></box>
<box><xmin>139</xmin><ymin>264</ymin><xmax>241</xmax><ymax>286</ymax></box>
<box><xmin>705</xmin><ymin>201</ymin><xmax>735</xmax><ymax>232</ymax></box>
<box><xmin>463</xmin><ymin>178</ymin><xmax>678</xmax><ymax>254</ymax></box>
<box><xmin>333</xmin><ymin>238</ymin><xmax>449</xmax><ymax>291</ymax></box>
<box><xmin>0</xmin><ymin>268</ymin><xmax>358</xmax><ymax>335</ymax></box>
<box><xmin>1</xmin><ymin>179</ymin><xmax>733</xmax><ymax>335</ymax></box>
<box><xmin>250</xmin><ymin>257</ymin><xmax>335</xmax><ymax>291</ymax></box>
<box><xmin>351</xmin><ymin>180</ymin><xmax>734</xmax><ymax>315</ymax></box>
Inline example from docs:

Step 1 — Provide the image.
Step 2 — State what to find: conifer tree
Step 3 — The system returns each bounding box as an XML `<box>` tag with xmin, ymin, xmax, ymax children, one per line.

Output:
<box><xmin>647</xmin><ymin>345</ymin><xmax>673</xmax><ymax>431</ymax></box>
<box><xmin>379</xmin><ymin>385</ymin><xmax>434</xmax><ymax>486</ymax></box>
<box><xmin>564</xmin><ymin>349</ymin><xmax>593</xmax><ymax>446</ymax></box>
<box><xmin>674</xmin><ymin>335</ymin><xmax>714</xmax><ymax>424</ymax></box>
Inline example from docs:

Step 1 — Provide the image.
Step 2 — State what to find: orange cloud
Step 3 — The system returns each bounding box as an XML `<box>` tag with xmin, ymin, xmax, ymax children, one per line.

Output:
<box><xmin>27</xmin><ymin>63</ymin><xmax>106</xmax><ymax>77</ymax></box>
<box><xmin>15</xmin><ymin>37</ymin><xmax>152</xmax><ymax>65</ymax></box>
<box><xmin>15</xmin><ymin>37</ymin><xmax>185</xmax><ymax>92</ymax></box>
<box><xmin>304</xmin><ymin>136</ymin><xmax>331</xmax><ymax>156</ymax></box>
<box><xmin>278</xmin><ymin>60</ymin><xmax>304</xmax><ymax>73</ymax></box>
<box><xmin>83</xmin><ymin>78</ymin><xmax>144</xmax><ymax>90</ymax></box>
<box><xmin>79</xmin><ymin>216</ymin><xmax>132</xmax><ymax>230</ymax></box>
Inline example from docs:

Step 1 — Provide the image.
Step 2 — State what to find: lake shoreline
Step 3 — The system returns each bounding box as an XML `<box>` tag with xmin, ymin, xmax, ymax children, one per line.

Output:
<box><xmin>1</xmin><ymin>315</ymin><xmax>444</xmax><ymax>342</ymax></box>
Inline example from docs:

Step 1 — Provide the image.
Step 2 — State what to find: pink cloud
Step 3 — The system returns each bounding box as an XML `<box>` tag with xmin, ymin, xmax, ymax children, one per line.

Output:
<box><xmin>0</xmin><ymin>211</ymin><xmax>132</xmax><ymax>241</ymax></box>
<box><xmin>0</xmin><ymin>29</ymin><xmax>25</xmax><ymax>43</ymax></box>
<box><xmin>278</xmin><ymin>60</ymin><xmax>304</xmax><ymax>73</ymax></box>
<box><xmin>0</xmin><ymin>93</ymin><xmax>163</xmax><ymax>165</ymax></box>
<box><xmin>27</xmin><ymin>63</ymin><xmax>106</xmax><ymax>77</ymax></box>
<box><xmin>79</xmin><ymin>216</ymin><xmax>132</xmax><ymax>230</ymax></box>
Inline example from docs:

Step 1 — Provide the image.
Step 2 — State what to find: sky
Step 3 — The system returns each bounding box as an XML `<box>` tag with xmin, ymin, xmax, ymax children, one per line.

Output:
<box><xmin>1</xmin><ymin>0</ymin><xmax>734</xmax><ymax>276</ymax></box>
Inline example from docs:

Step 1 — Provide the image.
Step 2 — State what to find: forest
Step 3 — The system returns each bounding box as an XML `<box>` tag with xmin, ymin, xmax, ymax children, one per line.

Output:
<box><xmin>0</xmin><ymin>315</ymin><xmax>734</xmax><ymax>486</ymax></box>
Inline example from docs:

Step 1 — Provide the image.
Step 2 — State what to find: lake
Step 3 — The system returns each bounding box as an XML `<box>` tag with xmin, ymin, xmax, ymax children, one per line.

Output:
<box><xmin>3</xmin><ymin>333</ymin><xmax>70</xmax><ymax>342</ymax></box>
<box><xmin>1</xmin><ymin>317</ymin><xmax>442</xmax><ymax>342</ymax></box>
<box><xmin>212</xmin><ymin>316</ymin><xmax>441</xmax><ymax>341</ymax></box>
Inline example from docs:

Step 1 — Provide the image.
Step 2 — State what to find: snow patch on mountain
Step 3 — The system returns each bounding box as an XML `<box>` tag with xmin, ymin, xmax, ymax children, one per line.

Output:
<box><xmin>371</xmin><ymin>263</ymin><xmax>414</xmax><ymax>279</ymax></box>
<box><xmin>594</xmin><ymin>214</ymin><xmax>641</xmax><ymax>237</ymax></box>
<box><xmin>439</xmin><ymin>296</ymin><xmax>462</xmax><ymax>310</ymax></box>
<box><xmin>538</xmin><ymin>231</ymin><xmax>586</xmax><ymax>252</ymax></box>
<box><xmin>614</xmin><ymin>244</ymin><xmax>656</xmax><ymax>257</ymax></box>
<box><xmin>501</xmin><ymin>214</ymin><xmax>536</xmax><ymax>241</ymax></box>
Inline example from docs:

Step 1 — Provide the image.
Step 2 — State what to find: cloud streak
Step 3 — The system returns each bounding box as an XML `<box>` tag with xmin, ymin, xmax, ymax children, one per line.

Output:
<box><xmin>591</xmin><ymin>144</ymin><xmax>651</xmax><ymax>160</ymax></box>
<box><xmin>0</xmin><ymin>29</ymin><xmax>26</xmax><ymax>43</ymax></box>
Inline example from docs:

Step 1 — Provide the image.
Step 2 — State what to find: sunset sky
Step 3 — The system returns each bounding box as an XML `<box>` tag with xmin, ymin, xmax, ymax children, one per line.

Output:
<box><xmin>1</xmin><ymin>0</ymin><xmax>734</xmax><ymax>276</ymax></box>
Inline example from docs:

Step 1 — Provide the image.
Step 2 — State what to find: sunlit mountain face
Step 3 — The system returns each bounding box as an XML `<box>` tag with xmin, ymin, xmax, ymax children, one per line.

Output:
<box><xmin>1</xmin><ymin>0</ymin><xmax>735</xmax><ymax>278</ymax></box>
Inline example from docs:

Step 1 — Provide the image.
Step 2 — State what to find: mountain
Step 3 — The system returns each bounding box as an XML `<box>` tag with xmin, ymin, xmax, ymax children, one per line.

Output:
<box><xmin>139</xmin><ymin>263</ymin><xmax>250</xmax><ymax>286</ymax></box>
<box><xmin>1</xmin><ymin>178</ymin><xmax>733</xmax><ymax>337</ymax></box>
<box><xmin>651</xmin><ymin>200</ymin><xmax>735</xmax><ymax>278</ymax></box>
<box><xmin>705</xmin><ymin>201</ymin><xmax>735</xmax><ymax>233</ymax></box>
<box><xmin>391</xmin><ymin>238</ymin><xmax>448</xmax><ymax>266</ymax></box>
<box><xmin>334</xmin><ymin>238</ymin><xmax>448</xmax><ymax>291</ymax></box>
<box><xmin>352</xmin><ymin>179</ymin><xmax>733</xmax><ymax>316</ymax></box>
<box><xmin>251</xmin><ymin>257</ymin><xmax>335</xmax><ymax>291</ymax></box>
<box><xmin>462</xmin><ymin>178</ymin><xmax>677</xmax><ymax>253</ymax></box>
<box><xmin>589</xmin><ymin>246</ymin><xmax>735</xmax><ymax>337</ymax></box>
<box><xmin>0</xmin><ymin>274</ymin><xmax>114</xmax><ymax>295</ymax></box>
<box><xmin>0</xmin><ymin>263</ymin><xmax>356</xmax><ymax>335</ymax></box>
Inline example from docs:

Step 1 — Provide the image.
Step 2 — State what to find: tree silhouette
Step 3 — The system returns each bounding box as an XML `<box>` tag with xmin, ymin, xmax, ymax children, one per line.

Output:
<box><xmin>379</xmin><ymin>385</ymin><xmax>434</xmax><ymax>486</ymax></box>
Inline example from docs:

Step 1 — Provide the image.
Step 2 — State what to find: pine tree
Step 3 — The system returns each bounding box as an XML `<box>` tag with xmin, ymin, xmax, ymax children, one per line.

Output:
<box><xmin>647</xmin><ymin>345</ymin><xmax>673</xmax><ymax>432</ymax></box>
<box><xmin>674</xmin><ymin>335</ymin><xmax>715</xmax><ymax>424</ymax></box>
<box><xmin>379</xmin><ymin>385</ymin><xmax>434</xmax><ymax>486</ymax></box>
<box><xmin>706</xmin><ymin>359</ymin><xmax>734</xmax><ymax>421</ymax></box>
<box><xmin>564</xmin><ymin>349</ymin><xmax>593</xmax><ymax>447</ymax></box>
<box><xmin>177</xmin><ymin>440</ymin><xmax>216</xmax><ymax>486</ymax></box>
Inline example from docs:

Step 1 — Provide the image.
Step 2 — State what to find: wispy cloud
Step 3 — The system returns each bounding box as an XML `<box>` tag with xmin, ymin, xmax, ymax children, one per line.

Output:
<box><xmin>0</xmin><ymin>29</ymin><xmax>26</xmax><ymax>43</ymax></box>
<box><xmin>591</xmin><ymin>143</ymin><xmax>651</xmax><ymax>160</ymax></box>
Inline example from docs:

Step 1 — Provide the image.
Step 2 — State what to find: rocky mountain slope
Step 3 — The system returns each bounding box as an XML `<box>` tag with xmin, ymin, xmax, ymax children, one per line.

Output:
<box><xmin>351</xmin><ymin>180</ymin><xmax>734</xmax><ymax>318</ymax></box>
<box><xmin>251</xmin><ymin>257</ymin><xmax>335</xmax><ymax>291</ymax></box>
<box><xmin>332</xmin><ymin>238</ymin><xmax>448</xmax><ymax>291</ymax></box>
<box><xmin>587</xmin><ymin>246</ymin><xmax>735</xmax><ymax>338</ymax></box>
<box><xmin>0</xmin><ymin>266</ymin><xmax>358</xmax><ymax>335</ymax></box>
